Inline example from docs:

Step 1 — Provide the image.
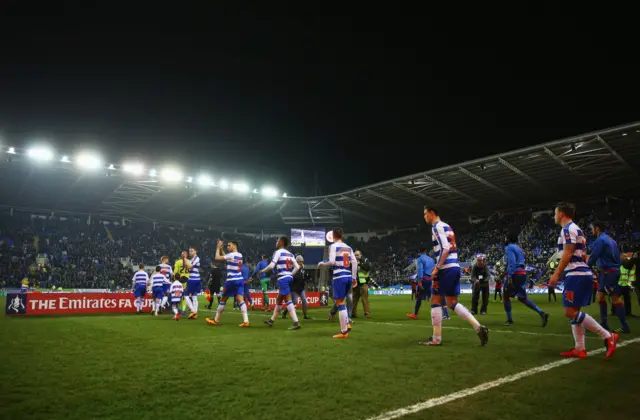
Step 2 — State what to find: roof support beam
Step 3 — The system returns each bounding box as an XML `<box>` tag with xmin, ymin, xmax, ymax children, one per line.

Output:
<box><xmin>182</xmin><ymin>197</ymin><xmax>234</xmax><ymax>223</ymax></box>
<box><xmin>216</xmin><ymin>200</ymin><xmax>266</xmax><ymax>226</ymax></box>
<box><xmin>339</xmin><ymin>195</ymin><xmax>397</xmax><ymax>216</ymax></box>
<box><xmin>422</xmin><ymin>175</ymin><xmax>478</xmax><ymax>202</ymax></box>
<box><xmin>391</xmin><ymin>182</ymin><xmax>459</xmax><ymax>213</ymax></box>
<box><xmin>326</xmin><ymin>199</ymin><xmax>385</xmax><ymax>225</ymax></box>
<box><xmin>364</xmin><ymin>189</ymin><xmax>416</xmax><ymax>210</ymax></box>
<box><xmin>497</xmin><ymin>157</ymin><xmax>544</xmax><ymax>189</ymax></box>
<box><xmin>544</xmin><ymin>147</ymin><xmax>579</xmax><ymax>175</ymax></box>
<box><xmin>595</xmin><ymin>135</ymin><xmax>639</xmax><ymax>179</ymax></box>
<box><xmin>458</xmin><ymin>167</ymin><xmax>523</xmax><ymax>204</ymax></box>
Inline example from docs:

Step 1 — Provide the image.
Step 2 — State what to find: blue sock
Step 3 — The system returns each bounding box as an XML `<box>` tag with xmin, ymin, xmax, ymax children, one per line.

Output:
<box><xmin>599</xmin><ymin>301</ymin><xmax>609</xmax><ymax>326</ymax></box>
<box><xmin>504</xmin><ymin>300</ymin><xmax>513</xmax><ymax>322</ymax></box>
<box><xmin>615</xmin><ymin>303</ymin><xmax>629</xmax><ymax>331</ymax></box>
<box><xmin>522</xmin><ymin>298</ymin><xmax>543</xmax><ymax>315</ymax></box>
<box><xmin>442</xmin><ymin>306</ymin><xmax>449</xmax><ymax>318</ymax></box>
<box><xmin>414</xmin><ymin>298</ymin><xmax>422</xmax><ymax>315</ymax></box>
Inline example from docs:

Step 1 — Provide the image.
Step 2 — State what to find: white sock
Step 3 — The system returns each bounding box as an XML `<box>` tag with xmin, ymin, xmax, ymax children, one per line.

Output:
<box><xmin>135</xmin><ymin>300</ymin><xmax>142</xmax><ymax>311</ymax></box>
<box><xmin>571</xmin><ymin>323</ymin><xmax>586</xmax><ymax>351</ymax></box>
<box><xmin>155</xmin><ymin>301</ymin><xmax>160</xmax><ymax>314</ymax></box>
<box><xmin>240</xmin><ymin>302</ymin><xmax>249</xmax><ymax>323</ymax></box>
<box><xmin>214</xmin><ymin>302</ymin><xmax>226</xmax><ymax>322</ymax></box>
<box><xmin>271</xmin><ymin>304</ymin><xmax>281</xmax><ymax>322</ymax></box>
<box><xmin>454</xmin><ymin>303</ymin><xmax>481</xmax><ymax>331</ymax></box>
<box><xmin>192</xmin><ymin>296</ymin><xmax>198</xmax><ymax>313</ymax></box>
<box><xmin>431</xmin><ymin>306</ymin><xmax>443</xmax><ymax>342</ymax></box>
<box><xmin>581</xmin><ymin>312</ymin><xmax>612</xmax><ymax>340</ymax></box>
<box><xmin>338</xmin><ymin>307</ymin><xmax>348</xmax><ymax>334</ymax></box>
<box><xmin>286</xmin><ymin>301</ymin><xmax>299</xmax><ymax>323</ymax></box>
<box><xmin>172</xmin><ymin>305</ymin><xmax>178</xmax><ymax>315</ymax></box>
<box><xmin>185</xmin><ymin>295</ymin><xmax>195</xmax><ymax>312</ymax></box>
<box><xmin>162</xmin><ymin>296</ymin><xmax>168</xmax><ymax>307</ymax></box>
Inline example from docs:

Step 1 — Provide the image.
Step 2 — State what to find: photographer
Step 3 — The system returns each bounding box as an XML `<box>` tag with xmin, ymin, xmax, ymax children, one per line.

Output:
<box><xmin>206</xmin><ymin>262</ymin><xmax>222</xmax><ymax>310</ymax></box>
<box><xmin>351</xmin><ymin>250</ymin><xmax>371</xmax><ymax>319</ymax></box>
<box><xmin>471</xmin><ymin>254</ymin><xmax>490</xmax><ymax>315</ymax></box>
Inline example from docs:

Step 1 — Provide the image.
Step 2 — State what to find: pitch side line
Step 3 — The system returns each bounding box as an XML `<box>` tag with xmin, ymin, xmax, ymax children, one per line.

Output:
<box><xmin>364</xmin><ymin>337</ymin><xmax>640</xmax><ymax>420</ymax></box>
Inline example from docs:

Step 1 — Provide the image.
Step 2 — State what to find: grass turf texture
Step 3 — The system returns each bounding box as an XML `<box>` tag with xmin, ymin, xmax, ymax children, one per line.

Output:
<box><xmin>1</xmin><ymin>294</ymin><xmax>639</xmax><ymax>420</ymax></box>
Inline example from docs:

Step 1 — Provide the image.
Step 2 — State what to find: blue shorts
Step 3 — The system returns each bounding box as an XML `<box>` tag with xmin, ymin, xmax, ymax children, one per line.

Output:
<box><xmin>598</xmin><ymin>271</ymin><xmax>621</xmax><ymax>295</ymax></box>
<box><xmin>185</xmin><ymin>280</ymin><xmax>201</xmax><ymax>296</ymax></box>
<box><xmin>278</xmin><ymin>277</ymin><xmax>293</xmax><ymax>296</ymax></box>
<box><xmin>563</xmin><ymin>273</ymin><xmax>593</xmax><ymax>308</ymax></box>
<box><xmin>332</xmin><ymin>277</ymin><xmax>352</xmax><ymax>300</ymax></box>
<box><xmin>152</xmin><ymin>287</ymin><xmax>164</xmax><ymax>300</ymax></box>
<box><xmin>163</xmin><ymin>284</ymin><xmax>170</xmax><ymax>294</ymax></box>
<box><xmin>223</xmin><ymin>280</ymin><xmax>244</xmax><ymax>298</ymax></box>
<box><xmin>432</xmin><ymin>267</ymin><xmax>461</xmax><ymax>297</ymax></box>
<box><xmin>506</xmin><ymin>273</ymin><xmax>528</xmax><ymax>299</ymax></box>
<box><xmin>134</xmin><ymin>286</ymin><xmax>147</xmax><ymax>298</ymax></box>
<box><xmin>418</xmin><ymin>279</ymin><xmax>432</xmax><ymax>300</ymax></box>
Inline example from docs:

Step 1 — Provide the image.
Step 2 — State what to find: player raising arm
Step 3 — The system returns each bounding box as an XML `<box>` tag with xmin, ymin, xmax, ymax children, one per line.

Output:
<box><xmin>550</xmin><ymin>202</ymin><xmax>618</xmax><ymax>359</ymax></box>
<box><xmin>206</xmin><ymin>239</ymin><xmax>250</xmax><ymax>327</ymax></box>
<box><xmin>318</xmin><ymin>228</ymin><xmax>357</xmax><ymax>339</ymax></box>
<box><xmin>261</xmin><ymin>236</ymin><xmax>301</xmax><ymax>330</ymax></box>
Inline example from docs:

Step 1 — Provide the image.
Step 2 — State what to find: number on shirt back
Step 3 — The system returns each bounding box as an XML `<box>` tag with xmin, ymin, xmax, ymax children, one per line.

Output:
<box><xmin>343</xmin><ymin>252</ymin><xmax>350</xmax><ymax>268</ymax></box>
<box><xmin>237</xmin><ymin>260</ymin><xmax>243</xmax><ymax>270</ymax></box>
<box><xmin>449</xmin><ymin>234</ymin><xmax>457</xmax><ymax>252</ymax></box>
<box><xmin>286</xmin><ymin>258</ymin><xmax>293</xmax><ymax>270</ymax></box>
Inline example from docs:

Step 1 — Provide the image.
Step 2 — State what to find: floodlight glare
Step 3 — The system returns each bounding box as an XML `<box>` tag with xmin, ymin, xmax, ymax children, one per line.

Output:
<box><xmin>7</xmin><ymin>147</ymin><xmax>16</xmax><ymax>154</ymax></box>
<box><xmin>186</xmin><ymin>176</ymin><xmax>193</xmax><ymax>183</ymax></box>
<box><xmin>60</xmin><ymin>155</ymin><xmax>71</xmax><ymax>163</ymax></box>
<box><xmin>75</xmin><ymin>152</ymin><xmax>102</xmax><ymax>170</ymax></box>
<box><xmin>261</xmin><ymin>186</ymin><xmax>277</xmax><ymax>197</ymax></box>
<box><xmin>27</xmin><ymin>147</ymin><xmax>54</xmax><ymax>162</ymax></box>
<box><xmin>232</xmin><ymin>182</ymin><xmax>249</xmax><ymax>193</ymax></box>
<box><xmin>123</xmin><ymin>162</ymin><xmax>144</xmax><ymax>175</ymax></box>
<box><xmin>149</xmin><ymin>169</ymin><xmax>157</xmax><ymax>177</ymax></box>
<box><xmin>198</xmin><ymin>174</ymin><xmax>213</xmax><ymax>187</ymax></box>
<box><xmin>219</xmin><ymin>179</ymin><xmax>229</xmax><ymax>190</ymax></box>
<box><xmin>108</xmin><ymin>164</ymin><xmax>116</xmax><ymax>170</ymax></box>
<box><xmin>161</xmin><ymin>167</ymin><xmax>183</xmax><ymax>182</ymax></box>
<box><xmin>282</xmin><ymin>192</ymin><xmax>288</xmax><ymax>197</ymax></box>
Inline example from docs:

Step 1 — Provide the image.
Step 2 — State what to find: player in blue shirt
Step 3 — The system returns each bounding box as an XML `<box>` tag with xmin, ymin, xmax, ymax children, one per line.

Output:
<box><xmin>150</xmin><ymin>266</ymin><xmax>168</xmax><ymax>317</ymax></box>
<box><xmin>407</xmin><ymin>248</ymin><xmax>450</xmax><ymax>320</ymax></box>
<box><xmin>253</xmin><ymin>255</ymin><xmax>271</xmax><ymax>311</ymax></box>
<box><xmin>501</xmin><ymin>231</ymin><xmax>549</xmax><ymax>326</ymax></box>
<box><xmin>550</xmin><ymin>202</ymin><xmax>618</xmax><ymax>359</ymax></box>
<box><xmin>238</xmin><ymin>261</ymin><xmax>253</xmax><ymax>309</ymax></box>
<box><xmin>587</xmin><ymin>220</ymin><xmax>628</xmax><ymax>333</ymax></box>
<box><xmin>131</xmin><ymin>264</ymin><xmax>149</xmax><ymax>314</ymax></box>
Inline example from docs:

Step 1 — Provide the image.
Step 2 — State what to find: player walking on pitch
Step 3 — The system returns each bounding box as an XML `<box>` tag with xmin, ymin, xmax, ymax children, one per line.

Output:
<box><xmin>150</xmin><ymin>266</ymin><xmax>169</xmax><ymax>316</ymax></box>
<box><xmin>261</xmin><ymin>236</ymin><xmax>302</xmax><ymax>330</ymax></box>
<box><xmin>421</xmin><ymin>206</ymin><xmax>489</xmax><ymax>346</ymax></box>
<box><xmin>550</xmin><ymin>203</ymin><xmax>619</xmax><ymax>358</ymax></box>
<box><xmin>183</xmin><ymin>247</ymin><xmax>201</xmax><ymax>319</ymax></box>
<box><xmin>206</xmin><ymin>239</ymin><xmax>250</xmax><ymax>327</ymax></box>
<box><xmin>318</xmin><ymin>228</ymin><xmax>357</xmax><ymax>339</ymax></box>
<box><xmin>159</xmin><ymin>256</ymin><xmax>173</xmax><ymax>311</ymax></box>
<box><xmin>169</xmin><ymin>278</ymin><xmax>184</xmax><ymax>321</ymax></box>
<box><xmin>132</xmin><ymin>264</ymin><xmax>149</xmax><ymax>314</ymax></box>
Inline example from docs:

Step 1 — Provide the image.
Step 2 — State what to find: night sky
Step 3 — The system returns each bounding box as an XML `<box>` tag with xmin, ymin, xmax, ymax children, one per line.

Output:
<box><xmin>1</xmin><ymin>6</ymin><xmax>638</xmax><ymax>196</ymax></box>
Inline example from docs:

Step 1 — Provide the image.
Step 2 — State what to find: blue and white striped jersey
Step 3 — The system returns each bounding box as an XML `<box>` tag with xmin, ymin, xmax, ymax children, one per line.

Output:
<box><xmin>270</xmin><ymin>248</ymin><xmax>299</xmax><ymax>279</ymax></box>
<box><xmin>159</xmin><ymin>263</ymin><xmax>173</xmax><ymax>281</ymax></box>
<box><xmin>557</xmin><ymin>222</ymin><xmax>591</xmax><ymax>276</ymax></box>
<box><xmin>188</xmin><ymin>256</ymin><xmax>201</xmax><ymax>282</ymax></box>
<box><xmin>132</xmin><ymin>270</ymin><xmax>149</xmax><ymax>287</ymax></box>
<box><xmin>431</xmin><ymin>221</ymin><xmax>459</xmax><ymax>269</ymax></box>
<box><xmin>151</xmin><ymin>273</ymin><xmax>167</xmax><ymax>288</ymax></box>
<box><xmin>170</xmin><ymin>281</ymin><xmax>183</xmax><ymax>299</ymax></box>
<box><xmin>328</xmin><ymin>241</ymin><xmax>357</xmax><ymax>281</ymax></box>
<box><xmin>224</xmin><ymin>252</ymin><xmax>244</xmax><ymax>281</ymax></box>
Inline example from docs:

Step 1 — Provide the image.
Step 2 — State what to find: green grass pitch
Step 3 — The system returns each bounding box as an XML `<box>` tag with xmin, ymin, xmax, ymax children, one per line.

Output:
<box><xmin>1</xmin><ymin>294</ymin><xmax>639</xmax><ymax>420</ymax></box>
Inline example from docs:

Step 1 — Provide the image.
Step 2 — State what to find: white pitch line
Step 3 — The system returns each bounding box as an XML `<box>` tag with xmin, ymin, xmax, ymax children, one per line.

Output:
<box><xmin>364</xmin><ymin>337</ymin><xmax>640</xmax><ymax>420</ymax></box>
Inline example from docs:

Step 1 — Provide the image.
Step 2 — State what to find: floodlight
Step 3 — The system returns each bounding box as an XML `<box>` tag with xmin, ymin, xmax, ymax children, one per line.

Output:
<box><xmin>232</xmin><ymin>182</ymin><xmax>249</xmax><ymax>193</ymax></box>
<box><xmin>283</xmin><ymin>192</ymin><xmax>288</xmax><ymax>197</ymax></box>
<box><xmin>186</xmin><ymin>176</ymin><xmax>193</xmax><ymax>183</ymax></box>
<box><xmin>261</xmin><ymin>186</ymin><xmax>277</xmax><ymax>197</ymax></box>
<box><xmin>123</xmin><ymin>162</ymin><xmax>144</xmax><ymax>175</ymax></box>
<box><xmin>219</xmin><ymin>179</ymin><xmax>229</xmax><ymax>189</ymax></box>
<box><xmin>60</xmin><ymin>155</ymin><xmax>71</xmax><ymax>163</ymax></box>
<box><xmin>27</xmin><ymin>147</ymin><xmax>54</xmax><ymax>162</ymax></box>
<box><xmin>108</xmin><ymin>164</ymin><xmax>116</xmax><ymax>170</ymax></box>
<box><xmin>161</xmin><ymin>167</ymin><xmax>183</xmax><ymax>182</ymax></box>
<box><xmin>75</xmin><ymin>152</ymin><xmax>102</xmax><ymax>170</ymax></box>
<box><xmin>198</xmin><ymin>174</ymin><xmax>213</xmax><ymax>187</ymax></box>
<box><xmin>149</xmin><ymin>169</ymin><xmax>157</xmax><ymax>178</ymax></box>
<box><xmin>7</xmin><ymin>147</ymin><xmax>16</xmax><ymax>154</ymax></box>
<box><xmin>252</xmin><ymin>189</ymin><xmax>258</xmax><ymax>194</ymax></box>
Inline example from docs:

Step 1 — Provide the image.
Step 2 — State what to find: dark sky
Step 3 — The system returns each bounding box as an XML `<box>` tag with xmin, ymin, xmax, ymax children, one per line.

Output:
<box><xmin>1</xmin><ymin>5</ymin><xmax>638</xmax><ymax>196</ymax></box>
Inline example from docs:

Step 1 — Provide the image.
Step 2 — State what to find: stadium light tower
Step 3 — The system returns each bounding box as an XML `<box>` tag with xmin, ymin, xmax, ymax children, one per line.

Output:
<box><xmin>123</xmin><ymin>162</ymin><xmax>144</xmax><ymax>176</ymax></box>
<box><xmin>161</xmin><ymin>167</ymin><xmax>183</xmax><ymax>182</ymax></box>
<box><xmin>75</xmin><ymin>152</ymin><xmax>102</xmax><ymax>170</ymax></box>
<box><xmin>27</xmin><ymin>147</ymin><xmax>54</xmax><ymax>162</ymax></box>
<box><xmin>261</xmin><ymin>186</ymin><xmax>277</xmax><ymax>197</ymax></box>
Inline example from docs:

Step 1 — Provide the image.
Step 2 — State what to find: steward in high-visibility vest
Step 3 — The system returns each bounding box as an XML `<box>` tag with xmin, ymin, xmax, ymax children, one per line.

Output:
<box><xmin>619</xmin><ymin>254</ymin><xmax>637</xmax><ymax>317</ymax></box>
<box><xmin>352</xmin><ymin>250</ymin><xmax>371</xmax><ymax>318</ymax></box>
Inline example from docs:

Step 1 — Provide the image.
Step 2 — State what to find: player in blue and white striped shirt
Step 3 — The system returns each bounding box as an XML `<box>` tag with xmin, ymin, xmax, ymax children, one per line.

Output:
<box><xmin>318</xmin><ymin>228</ymin><xmax>357</xmax><ymax>339</ymax></box>
<box><xmin>131</xmin><ymin>264</ymin><xmax>149</xmax><ymax>314</ymax></box>
<box><xmin>159</xmin><ymin>256</ymin><xmax>173</xmax><ymax>312</ymax></box>
<box><xmin>150</xmin><ymin>266</ymin><xmax>169</xmax><ymax>317</ymax></box>
<box><xmin>261</xmin><ymin>236</ymin><xmax>302</xmax><ymax>330</ymax></box>
<box><xmin>423</xmin><ymin>206</ymin><xmax>488</xmax><ymax>347</ymax></box>
<box><xmin>206</xmin><ymin>239</ymin><xmax>251</xmax><ymax>327</ymax></box>
<box><xmin>183</xmin><ymin>247</ymin><xmax>201</xmax><ymax>319</ymax></box>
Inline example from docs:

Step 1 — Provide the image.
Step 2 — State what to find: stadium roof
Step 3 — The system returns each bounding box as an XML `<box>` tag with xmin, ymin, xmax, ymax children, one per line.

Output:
<box><xmin>1</xmin><ymin>122</ymin><xmax>639</xmax><ymax>231</ymax></box>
